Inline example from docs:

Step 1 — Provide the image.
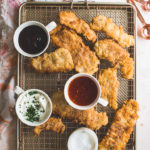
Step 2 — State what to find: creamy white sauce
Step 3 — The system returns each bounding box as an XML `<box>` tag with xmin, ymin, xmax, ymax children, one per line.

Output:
<box><xmin>18</xmin><ymin>91</ymin><xmax>49</xmax><ymax>123</ymax></box>
<box><xmin>68</xmin><ymin>130</ymin><xmax>96</xmax><ymax>150</ymax></box>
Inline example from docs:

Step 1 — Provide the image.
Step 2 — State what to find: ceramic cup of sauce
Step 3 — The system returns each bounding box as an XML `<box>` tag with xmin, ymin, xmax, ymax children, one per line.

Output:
<box><xmin>64</xmin><ymin>73</ymin><xmax>108</xmax><ymax>110</ymax></box>
<box><xmin>13</xmin><ymin>21</ymin><xmax>56</xmax><ymax>57</ymax></box>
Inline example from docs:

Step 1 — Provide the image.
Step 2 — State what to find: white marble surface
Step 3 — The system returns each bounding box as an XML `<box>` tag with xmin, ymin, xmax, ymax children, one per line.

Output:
<box><xmin>136</xmin><ymin>18</ymin><xmax>150</xmax><ymax>150</ymax></box>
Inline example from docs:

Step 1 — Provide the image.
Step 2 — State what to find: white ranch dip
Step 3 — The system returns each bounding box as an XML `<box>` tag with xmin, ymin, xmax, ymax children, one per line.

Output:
<box><xmin>18</xmin><ymin>91</ymin><xmax>49</xmax><ymax>123</ymax></box>
<box><xmin>68</xmin><ymin>128</ymin><xmax>98</xmax><ymax>150</ymax></box>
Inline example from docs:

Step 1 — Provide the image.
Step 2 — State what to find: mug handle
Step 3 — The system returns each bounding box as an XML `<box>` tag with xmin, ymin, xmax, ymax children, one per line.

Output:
<box><xmin>97</xmin><ymin>98</ymin><xmax>108</xmax><ymax>107</ymax></box>
<box><xmin>15</xmin><ymin>86</ymin><xmax>24</xmax><ymax>95</ymax></box>
<box><xmin>46</xmin><ymin>21</ymin><xmax>57</xmax><ymax>32</ymax></box>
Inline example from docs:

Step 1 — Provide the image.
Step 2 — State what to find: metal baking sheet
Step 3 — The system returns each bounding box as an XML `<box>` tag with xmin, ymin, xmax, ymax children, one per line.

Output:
<box><xmin>17</xmin><ymin>2</ymin><xmax>136</xmax><ymax>150</ymax></box>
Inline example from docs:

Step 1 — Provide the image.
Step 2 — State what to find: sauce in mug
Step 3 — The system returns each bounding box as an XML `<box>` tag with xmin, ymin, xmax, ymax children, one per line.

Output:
<box><xmin>19</xmin><ymin>25</ymin><xmax>48</xmax><ymax>54</ymax></box>
<box><xmin>68</xmin><ymin>77</ymin><xmax>98</xmax><ymax>106</ymax></box>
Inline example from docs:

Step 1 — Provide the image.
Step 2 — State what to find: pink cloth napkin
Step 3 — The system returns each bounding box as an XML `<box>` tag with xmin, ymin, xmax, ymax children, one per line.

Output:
<box><xmin>0</xmin><ymin>0</ymin><xmax>19</xmax><ymax>149</ymax></box>
<box><xmin>0</xmin><ymin>0</ymin><xmax>149</xmax><ymax>150</ymax></box>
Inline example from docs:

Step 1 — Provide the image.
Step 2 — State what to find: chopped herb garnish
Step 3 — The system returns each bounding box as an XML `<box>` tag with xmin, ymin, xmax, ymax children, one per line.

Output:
<box><xmin>35</xmin><ymin>104</ymin><xmax>40</xmax><ymax>110</ymax></box>
<box><xmin>33</xmin><ymin>96</ymin><xmax>36</xmax><ymax>100</ymax></box>
<box><xmin>25</xmin><ymin>105</ymin><xmax>40</xmax><ymax>122</ymax></box>
<box><xmin>40</xmin><ymin>110</ymin><xmax>45</xmax><ymax>113</ymax></box>
<box><xmin>28</xmin><ymin>91</ymin><xmax>38</xmax><ymax>96</ymax></box>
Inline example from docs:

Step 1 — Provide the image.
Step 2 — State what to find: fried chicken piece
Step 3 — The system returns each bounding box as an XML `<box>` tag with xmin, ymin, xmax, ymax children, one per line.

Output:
<box><xmin>120</xmin><ymin>57</ymin><xmax>134</xmax><ymax>79</ymax></box>
<box><xmin>50</xmin><ymin>25</ymin><xmax>99</xmax><ymax>75</ymax></box>
<box><xmin>99</xmin><ymin>99</ymin><xmax>139</xmax><ymax>150</ymax></box>
<box><xmin>98</xmin><ymin>68</ymin><xmax>119</xmax><ymax>110</ymax></box>
<box><xmin>31</xmin><ymin>48</ymin><xmax>74</xmax><ymax>73</ymax></box>
<box><xmin>51</xmin><ymin>90</ymin><xmax>108</xmax><ymax>130</ymax></box>
<box><xmin>90</xmin><ymin>15</ymin><xmax>134</xmax><ymax>48</ymax></box>
<box><xmin>59</xmin><ymin>11</ymin><xmax>97</xmax><ymax>42</ymax></box>
<box><xmin>34</xmin><ymin>117</ymin><xmax>65</xmax><ymax>136</ymax></box>
<box><xmin>94</xmin><ymin>39</ymin><xmax>134</xmax><ymax>79</ymax></box>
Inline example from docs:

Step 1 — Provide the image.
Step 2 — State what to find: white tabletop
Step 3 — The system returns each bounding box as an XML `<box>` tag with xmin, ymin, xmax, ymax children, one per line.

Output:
<box><xmin>136</xmin><ymin>22</ymin><xmax>150</xmax><ymax>150</ymax></box>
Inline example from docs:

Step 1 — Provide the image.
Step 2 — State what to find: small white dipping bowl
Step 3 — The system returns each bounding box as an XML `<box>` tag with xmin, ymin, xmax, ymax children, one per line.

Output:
<box><xmin>15</xmin><ymin>86</ymin><xmax>52</xmax><ymax>126</ymax></box>
<box><xmin>68</xmin><ymin>127</ymin><xmax>98</xmax><ymax>150</ymax></box>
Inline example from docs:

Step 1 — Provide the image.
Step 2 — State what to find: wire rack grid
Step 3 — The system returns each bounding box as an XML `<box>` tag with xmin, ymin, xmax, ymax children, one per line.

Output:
<box><xmin>17</xmin><ymin>2</ymin><xmax>136</xmax><ymax>150</ymax></box>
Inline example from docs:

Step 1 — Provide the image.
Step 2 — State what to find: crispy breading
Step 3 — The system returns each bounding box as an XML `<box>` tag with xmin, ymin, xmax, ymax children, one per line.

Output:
<box><xmin>99</xmin><ymin>99</ymin><xmax>139</xmax><ymax>150</ymax></box>
<box><xmin>98</xmin><ymin>68</ymin><xmax>119</xmax><ymax>110</ymax></box>
<box><xmin>31</xmin><ymin>48</ymin><xmax>74</xmax><ymax>73</ymax></box>
<box><xmin>90</xmin><ymin>15</ymin><xmax>134</xmax><ymax>48</ymax></box>
<box><xmin>50</xmin><ymin>25</ymin><xmax>99</xmax><ymax>75</ymax></box>
<box><xmin>51</xmin><ymin>90</ymin><xmax>108</xmax><ymax>130</ymax></box>
<box><xmin>94</xmin><ymin>39</ymin><xmax>134</xmax><ymax>79</ymax></box>
<box><xmin>34</xmin><ymin>117</ymin><xmax>65</xmax><ymax>136</ymax></box>
<box><xmin>59</xmin><ymin>11</ymin><xmax>97</xmax><ymax>42</ymax></box>
<box><xmin>120</xmin><ymin>57</ymin><xmax>134</xmax><ymax>79</ymax></box>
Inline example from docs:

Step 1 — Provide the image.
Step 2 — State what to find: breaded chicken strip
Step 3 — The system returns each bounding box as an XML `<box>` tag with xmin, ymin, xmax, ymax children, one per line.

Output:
<box><xmin>90</xmin><ymin>15</ymin><xmax>134</xmax><ymax>48</ymax></box>
<box><xmin>59</xmin><ymin>11</ymin><xmax>97</xmax><ymax>42</ymax></box>
<box><xmin>99</xmin><ymin>99</ymin><xmax>139</xmax><ymax>150</ymax></box>
<box><xmin>50</xmin><ymin>25</ymin><xmax>99</xmax><ymax>75</ymax></box>
<box><xmin>98</xmin><ymin>68</ymin><xmax>119</xmax><ymax>110</ymax></box>
<box><xmin>51</xmin><ymin>90</ymin><xmax>108</xmax><ymax>130</ymax></box>
<box><xmin>120</xmin><ymin>57</ymin><xmax>134</xmax><ymax>79</ymax></box>
<box><xmin>34</xmin><ymin>117</ymin><xmax>65</xmax><ymax>136</ymax></box>
<box><xmin>94</xmin><ymin>39</ymin><xmax>134</xmax><ymax>79</ymax></box>
<box><xmin>31</xmin><ymin>48</ymin><xmax>74</xmax><ymax>73</ymax></box>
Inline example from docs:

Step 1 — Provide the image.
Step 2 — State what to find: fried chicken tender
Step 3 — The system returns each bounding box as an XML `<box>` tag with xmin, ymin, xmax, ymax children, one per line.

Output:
<box><xmin>51</xmin><ymin>90</ymin><xmax>108</xmax><ymax>130</ymax></box>
<box><xmin>34</xmin><ymin>117</ymin><xmax>65</xmax><ymax>136</ymax></box>
<box><xmin>50</xmin><ymin>25</ymin><xmax>99</xmax><ymax>75</ymax></box>
<box><xmin>120</xmin><ymin>57</ymin><xmax>134</xmax><ymax>79</ymax></box>
<box><xmin>98</xmin><ymin>68</ymin><xmax>119</xmax><ymax>110</ymax></box>
<box><xmin>31</xmin><ymin>48</ymin><xmax>74</xmax><ymax>73</ymax></box>
<box><xmin>90</xmin><ymin>15</ymin><xmax>134</xmax><ymax>48</ymax></box>
<box><xmin>99</xmin><ymin>99</ymin><xmax>139</xmax><ymax>150</ymax></box>
<box><xmin>94</xmin><ymin>39</ymin><xmax>134</xmax><ymax>79</ymax></box>
<box><xmin>59</xmin><ymin>11</ymin><xmax>97</xmax><ymax>42</ymax></box>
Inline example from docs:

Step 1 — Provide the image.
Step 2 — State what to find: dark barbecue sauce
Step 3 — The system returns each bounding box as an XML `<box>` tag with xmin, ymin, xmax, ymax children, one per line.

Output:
<box><xmin>19</xmin><ymin>25</ymin><xmax>48</xmax><ymax>54</ymax></box>
<box><xmin>68</xmin><ymin>76</ymin><xmax>98</xmax><ymax>106</ymax></box>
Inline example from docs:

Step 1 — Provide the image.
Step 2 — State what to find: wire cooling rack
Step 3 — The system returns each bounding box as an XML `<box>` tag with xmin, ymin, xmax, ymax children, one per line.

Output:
<box><xmin>17</xmin><ymin>2</ymin><xmax>136</xmax><ymax>150</ymax></box>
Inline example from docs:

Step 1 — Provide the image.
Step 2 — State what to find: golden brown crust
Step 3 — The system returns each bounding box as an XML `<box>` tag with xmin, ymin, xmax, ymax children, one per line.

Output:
<box><xmin>99</xmin><ymin>99</ymin><xmax>139</xmax><ymax>150</ymax></box>
<box><xmin>50</xmin><ymin>25</ymin><xmax>100</xmax><ymax>75</ymax></box>
<box><xmin>34</xmin><ymin>117</ymin><xmax>65</xmax><ymax>136</ymax></box>
<box><xmin>51</xmin><ymin>90</ymin><xmax>108</xmax><ymax>130</ymax></box>
<box><xmin>90</xmin><ymin>15</ymin><xmax>134</xmax><ymax>48</ymax></box>
<box><xmin>98</xmin><ymin>68</ymin><xmax>119</xmax><ymax>110</ymax></box>
<box><xmin>119</xmin><ymin>56</ymin><xmax>134</xmax><ymax>79</ymax></box>
<box><xmin>94</xmin><ymin>39</ymin><xmax>134</xmax><ymax>79</ymax></box>
<box><xmin>59</xmin><ymin>11</ymin><xmax>97</xmax><ymax>42</ymax></box>
<box><xmin>31</xmin><ymin>48</ymin><xmax>74</xmax><ymax>73</ymax></box>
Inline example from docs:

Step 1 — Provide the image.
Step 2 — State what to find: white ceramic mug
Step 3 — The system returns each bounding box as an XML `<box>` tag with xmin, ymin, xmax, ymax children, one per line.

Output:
<box><xmin>64</xmin><ymin>73</ymin><xmax>108</xmax><ymax>110</ymax></box>
<box><xmin>15</xmin><ymin>86</ymin><xmax>52</xmax><ymax>126</ymax></box>
<box><xmin>13</xmin><ymin>21</ymin><xmax>57</xmax><ymax>57</ymax></box>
